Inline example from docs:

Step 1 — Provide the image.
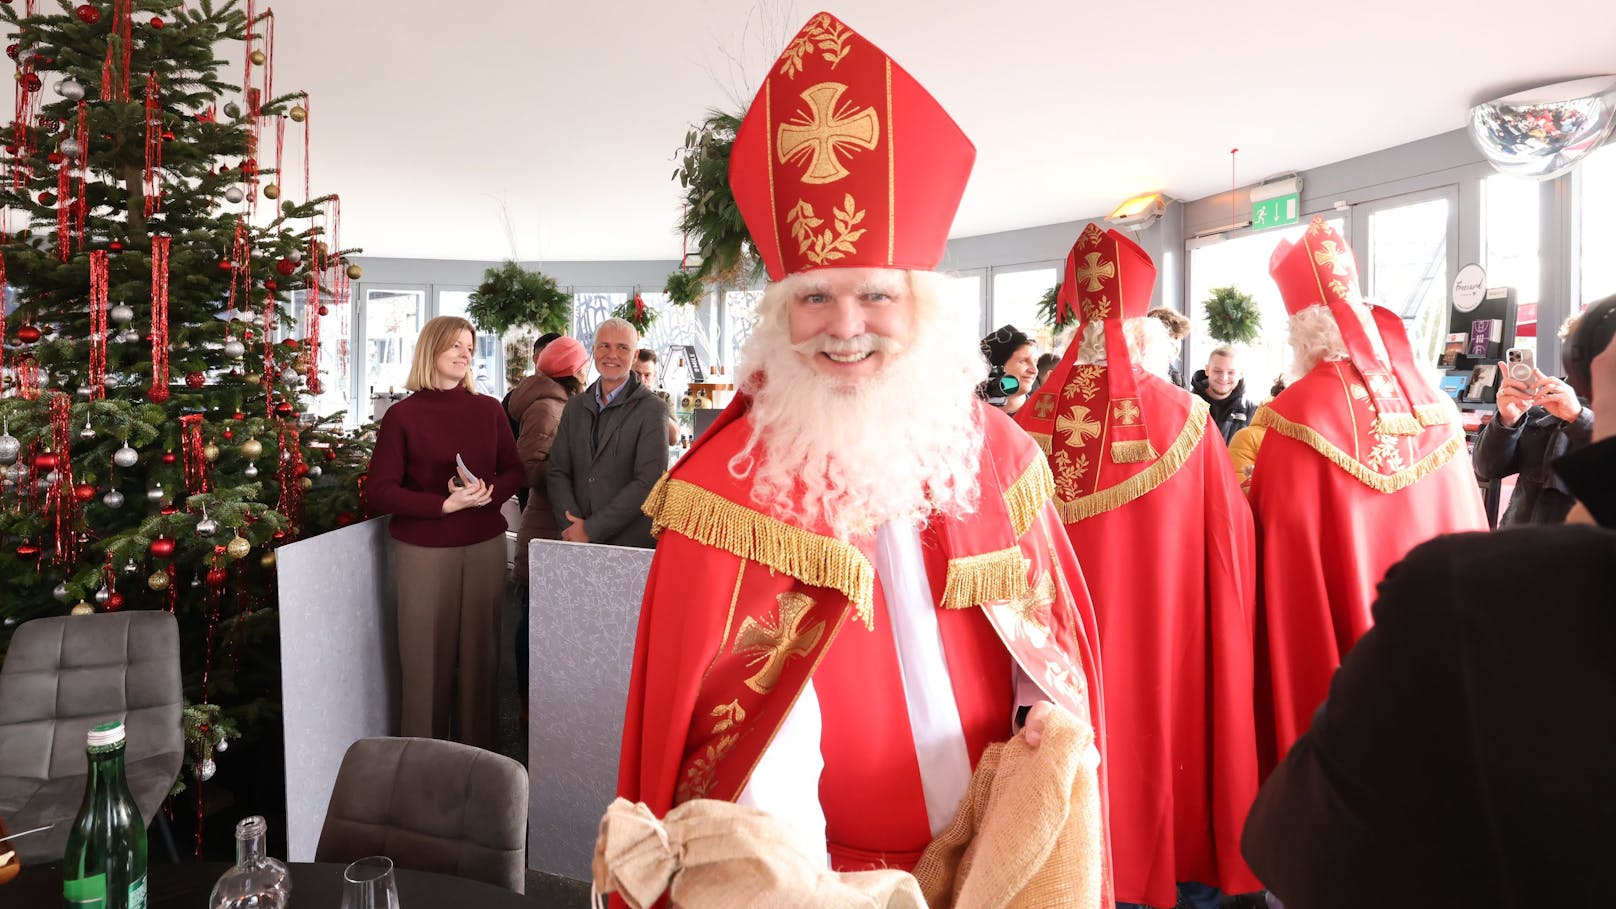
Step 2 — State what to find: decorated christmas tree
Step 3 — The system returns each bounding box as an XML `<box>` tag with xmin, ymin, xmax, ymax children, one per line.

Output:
<box><xmin>0</xmin><ymin>0</ymin><xmax>370</xmax><ymax>846</ymax></box>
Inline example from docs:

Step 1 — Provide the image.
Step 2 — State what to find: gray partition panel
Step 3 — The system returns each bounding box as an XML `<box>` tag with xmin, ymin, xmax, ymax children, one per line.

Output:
<box><xmin>278</xmin><ymin>517</ymin><xmax>398</xmax><ymax>861</ymax></box>
<box><xmin>527</xmin><ymin>539</ymin><xmax>651</xmax><ymax>880</ymax></box>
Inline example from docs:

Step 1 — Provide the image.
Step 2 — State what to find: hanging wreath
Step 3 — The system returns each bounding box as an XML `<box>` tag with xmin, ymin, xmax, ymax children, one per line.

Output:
<box><xmin>613</xmin><ymin>293</ymin><xmax>658</xmax><ymax>334</ymax></box>
<box><xmin>674</xmin><ymin>109</ymin><xmax>763</xmax><ymax>286</ymax></box>
<box><xmin>1202</xmin><ymin>285</ymin><xmax>1262</xmax><ymax>345</ymax></box>
<box><xmin>663</xmin><ymin>270</ymin><xmax>705</xmax><ymax>307</ymax></box>
<box><xmin>1036</xmin><ymin>282</ymin><xmax>1077</xmax><ymax>332</ymax></box>
<box><xmin>465</xmin><ymin>260</ymin><xmax>572</xmax><ymax>337</ymax></box>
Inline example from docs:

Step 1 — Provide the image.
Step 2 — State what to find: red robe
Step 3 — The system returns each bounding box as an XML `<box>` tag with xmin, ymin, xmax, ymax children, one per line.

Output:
<box><xmin>1248</xmin><ymin>360</ymin><xmax>1488</xmax><ymax>770</ymax></box>
<box><xmin>1018</xmin><ymin>365</ymin><xmax>1262</xmax><ymax>907</ymax></box>
<box><xmin>616</xmin><ymin>398</ymin><xmax>1109</xmax><ymax>883</ymax></box>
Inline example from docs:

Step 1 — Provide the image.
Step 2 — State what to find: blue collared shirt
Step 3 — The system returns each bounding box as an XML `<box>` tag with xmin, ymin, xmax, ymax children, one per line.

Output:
<box><xmin>592</xmin><ymin>376</ymin><xmax>631</xmax><ymax>450</ymax></box>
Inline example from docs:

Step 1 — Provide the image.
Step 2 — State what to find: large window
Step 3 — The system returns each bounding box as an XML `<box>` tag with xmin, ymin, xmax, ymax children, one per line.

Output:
<box><xmin>943</xmin><ymin>272</ymin><xmax>985</xmax><ymax>336</ymax></box>
<box><xmin>1483</xmin><ymin>174</ymin><xmax>1542</xmax><ymax>351</ymax></box>
<box><xmin>437</xmin><ymin>289</ymin><xmax>502</xmax><ymax>397</ymax></box>
<box><xmin>1365</xmin><ymin>193</ymin><xmax>1452</xmax><ymax>367</ymax></box>
<box><xmin>362</xmin><ymin>288</ymin><xmax>424</xmax><ymax>399</ymax></box>
<box><xmin>296</xmin><ymin>289</ymin><xmax>355</xmax><ymax>422</ymax></box>
<box><xmin>1186</xmin><ymin>219</ymin><xmax>1343</xmax><ymax>392</ymax></box>
<box><xmin>1582</xmin><ymin>143</ymin><xmax>1616</xmax><ymax>307</ymax></box>
<box><xmin>991</xmin><ymin>267</ymin><xmax>1056</xmax><ymax>347</ymax></box>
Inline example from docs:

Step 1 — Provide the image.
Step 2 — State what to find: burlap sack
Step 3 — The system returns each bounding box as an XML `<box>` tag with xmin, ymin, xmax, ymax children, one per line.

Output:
<box><xmin>592</xmin><ymin>797</ymin><xmax>926</xmax><ymax>909</ymax></box>
<box><xmin>911</xmin><ymin>705</ymin><xmax>1106</xmax><ymax>909</ymax></box>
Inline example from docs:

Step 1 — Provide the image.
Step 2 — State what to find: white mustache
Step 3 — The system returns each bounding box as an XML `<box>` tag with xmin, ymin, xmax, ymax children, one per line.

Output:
<box><xmin>791</xmin><ymin>334</ymin><xmax>903</xmax><ymax>357</ymax></box>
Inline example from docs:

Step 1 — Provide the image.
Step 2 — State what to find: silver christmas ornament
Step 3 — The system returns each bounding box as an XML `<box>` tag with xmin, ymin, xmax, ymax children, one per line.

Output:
<box><xmin>243</xmin><ymin>462</ymin><xmax>258</xmax><ymax>478</ymax></box>
<box><xmin>119</xmin><ymin>328</ymin><xmax>141</xmax><ymax>344</ymax></box>
<box><xmin>0</xmin><ymin>421</ymin><xmax>19</xmax><ymax>465</ymax></box>
<box><xmin>280</xmin><ymin>367</ymin><xmax>299</xmax><ymax>384</ymax></box>
<box><xmin>223</xmin><ymin>338</ymin><xmax>246</xmax><ymax>359</ymax></box>
<box><xmin>16</xmin><ymin>47</ymin><xmax>37</xmax><ymax>65</ymax></box>
<box><xmin>109</xmin><ymin>303</ymin><xmax>135</xmax><ymax>324</ymax></box>
<box><xmin>196</xmin><ymin>507</ymin><xmax>219</xmax><ymax>538</ymax></box>
<box><xmin>287</xmin><ymin>248</ymin><xmax>303</xmax><ymax>263</ymax></box>
<box><xmin>53</xmin><ymin>582</ymin><xmax>70</xmax><ymax>602</ymax></box>
<box><xmin>306</xmin><ymin>465</ymin><xmax>322</xmax><ymax>479</ymax></box>
<box><xmin>223</xmin><ymin>102</ymin><xmax>241</xmax><ymax>119</ymax></box>
<box><xmin>223</xmin><ymin>186</ymin><xmax>245</xmax><ymax>204</ymax></box>
<box><xmin>196</xmin><ymin>758</ymin><xmax>216</xmax><ymax>781</ymax></box>
<box><xmin>58</xmin><ymin>137</ymin><xmax>81</xmax><ymax>158</ymax></box>
<box><xmin>43</xmin><ymin>470</ymin><xmax>60</xmax><ymax>486</ymax></box>
<box><xmin>123</xmin><ymin>558</ymin><xmax>139</xmax><ymax>575</ymax></box>
<box><xmin>80</xmin><ymin>420</ymin><xmax>96</xmax><ymax>439</ymax></box>
<box><xmin>147</xmin><ymin>482</ymin><xmax>165</xmax><ymax>502</ymax></box>
<box><xmin>215</xmin><ymin>737</ymin><xmax>228</xmax><ymax>753</ymax></box>
<box><xmin>55</xmin><ymin>78</ymin><xmax>85</xmax><ymax>101</ymax></box>
<box><xmin>103</xmin><ymin>374</ymin><xmax>118</xmax><ymax>389</ymax></box>
<box><xmin>94</xmin><ymin>586</ymin><xmax>111</xmax><ymax>604</ymax></box>
<box><xmin>102</xmin><ymin>489</ymin><xmax>125</xmax><ymax>509</ymax></box>
<box><xmin>37</xmin><ymin>477</ymin><xmax>54</xmax><ymax>492</ymax></box>
<box><xmin>113</xmin><ymin>442</ymin><xmax>139</xmax><ymax>468</ymax></box>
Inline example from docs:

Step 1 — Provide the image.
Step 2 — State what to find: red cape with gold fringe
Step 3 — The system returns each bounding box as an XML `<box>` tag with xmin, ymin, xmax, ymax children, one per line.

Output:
<box><xmin>1249</xmin><ymin>359</ymin><xmax>1488</xmax><ymax>771</ymax></box>
<box><xmin>616</xmin><ymin>395</ymin><xmax>1109</xmax><ymax>886</ymax></box>
<box><xmin>1018</xmin><ymin>364</ymin><xmax>1262</xmax><ymax>906</ymax></box>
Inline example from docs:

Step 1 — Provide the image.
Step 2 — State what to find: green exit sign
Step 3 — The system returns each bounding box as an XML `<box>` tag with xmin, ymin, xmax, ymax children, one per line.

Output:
<box><xmin>1252</xmin><ymin>192</ymin><xmax>1299</xmax><ymax>231</ymax></box>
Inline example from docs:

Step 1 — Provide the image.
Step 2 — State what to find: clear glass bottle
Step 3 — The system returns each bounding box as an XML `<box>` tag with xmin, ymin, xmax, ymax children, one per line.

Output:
<box><xmin>208</xmin><ymin>815</ymin><xmax>292</xmax><ymax>909</ymax></box>
<box><xmin>62</xmin><ymin>721</ymin><xmax>148</xmax><ymax>909</ymax></box>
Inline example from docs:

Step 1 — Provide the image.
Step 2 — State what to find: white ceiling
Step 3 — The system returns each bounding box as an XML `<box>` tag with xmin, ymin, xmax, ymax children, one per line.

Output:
<box><xmin>28</xmin><ymin>1</ymin><xmax>1616</xmax><ymax>260</ymax></box>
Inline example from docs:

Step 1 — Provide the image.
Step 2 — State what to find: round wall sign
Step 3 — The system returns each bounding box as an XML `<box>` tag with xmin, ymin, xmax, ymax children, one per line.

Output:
<box><xmin>1453</xmin><ymin>263</ymin><xmax>1487</xmax><ymax>312</ymax></box>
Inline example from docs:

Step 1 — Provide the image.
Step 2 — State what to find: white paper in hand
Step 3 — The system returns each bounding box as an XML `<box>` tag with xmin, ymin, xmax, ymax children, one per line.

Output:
<box><xmin>455</xmin><ymin>452</ymin><xmax>480</xmax><ymax>486</ymax></box>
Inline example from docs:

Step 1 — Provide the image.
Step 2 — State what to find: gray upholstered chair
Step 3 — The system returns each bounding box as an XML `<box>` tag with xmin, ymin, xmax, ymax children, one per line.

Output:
<box><xmin>0</xmin><ymin>611</ymin><xmax>184</xmax><ymax>864</ymax></box>
<box><xmin>315</xmin><ymin>737</ymin><xmax>529</xmax><ymax>893</ymax></box>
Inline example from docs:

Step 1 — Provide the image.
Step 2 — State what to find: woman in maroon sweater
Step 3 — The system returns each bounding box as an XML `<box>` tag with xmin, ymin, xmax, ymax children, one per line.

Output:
<box><xmin>366</xmin><ymin>315</ymin><xmax>523</xmax><ymax>750</ymax></box>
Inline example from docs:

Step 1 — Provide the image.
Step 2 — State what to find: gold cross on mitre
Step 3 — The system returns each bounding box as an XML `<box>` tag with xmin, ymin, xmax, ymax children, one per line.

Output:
<box><xmin>777</xmin><ymin>82</ymin><xmax>880</xmax><ymax>185</ymax></box>
<box><xmin>1034</xmin><ymin>394</ymin><xmax>1058</xmax><ymax>420</ymax></box>
<box><xmin>1312</xmin><ymin>240</ymin><xmax>1352</xmax><ymax>276</ymax></box>
<box><xmin>1074</xmin><ymin>253</ymin><xmax>1115</xmax><ymax>293</ymax></box>
<box><xmin>733</xmin><ymin>592</ymin><xmax>826</xmax><ymax>694</ymax></box>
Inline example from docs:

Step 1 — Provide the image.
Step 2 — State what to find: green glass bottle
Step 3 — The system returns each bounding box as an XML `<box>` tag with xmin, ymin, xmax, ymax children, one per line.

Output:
<box><xmin>62</xmin><ymin>721</ymin><xmax>149</xmax><ymax>909</ymax></box>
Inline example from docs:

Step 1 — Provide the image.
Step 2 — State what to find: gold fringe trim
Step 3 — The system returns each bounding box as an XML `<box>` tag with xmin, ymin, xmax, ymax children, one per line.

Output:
<box><xmin>1415</xmin><ymin>402</ymin><xmax>1453</xmax><ymax>427</ymax></box>
<box><xmin>1059</xmin><ymin>398</ymin><xmax>1209</xmax><ymax>524</ymax></box>
<box><xmin>939</xmin><ymin>547</ymin><xmax>1028</xmax><ymax>611</ymax></box>
<box><xmin>1110</xmin><ymin>440</ymin><xmax>1158</xmax><ymax>463</ymax></box>
<box><xmin>643</xmin><ymin>475</ymin><xmax>876</xmax><ymax>629</ymax></box>
<box><xmin>1252</xmin><ymin>407</ymin><xmax>1464</xmax><ymax>494</ymax></box>
<box><xmin>1004</xmin><ymin>456</ymin><xmax>1055</xmax><ymax>539</ymax></box>
<box><xmin>1028</xmin><ymin>431</ymin><xmax>1053</xmax><ymax>456</ymax></box>
<box><xmin>1370</xmin><ymin>411</ymin><xmax>1423</xmax><ymax>437</ymax></box>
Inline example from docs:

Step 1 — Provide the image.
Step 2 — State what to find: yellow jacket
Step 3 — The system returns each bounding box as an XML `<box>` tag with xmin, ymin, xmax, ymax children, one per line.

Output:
<box><xmin>1227</xmin><ymin>424</ymin><xmax>1266</xmax><ymax>490</ymax></box>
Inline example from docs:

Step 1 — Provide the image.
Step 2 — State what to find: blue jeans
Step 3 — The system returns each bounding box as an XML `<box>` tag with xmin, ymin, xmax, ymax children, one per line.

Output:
<box><xmin>1119</xmin><ymin>881</ymin><xmax>1221</xmax><ymax>909</ymax></box>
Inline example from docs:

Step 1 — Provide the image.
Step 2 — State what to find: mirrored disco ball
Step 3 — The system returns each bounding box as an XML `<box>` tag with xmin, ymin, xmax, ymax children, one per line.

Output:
<box><xmin>1469</xmin><ymin>76</ymin><xmax>1616</xmax><ymax>180</ymax></box>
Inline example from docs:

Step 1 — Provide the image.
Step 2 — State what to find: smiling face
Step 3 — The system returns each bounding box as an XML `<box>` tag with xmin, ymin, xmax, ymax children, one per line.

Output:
<box><xmin>1206</xmin><ymin>351</ymin><xmax>1241</xmax><ymax>399</ymax></box>
<box><xmin>1004</xmin><ymin>342</ymin><xmax>1039</xmax><ymax>392</ymax></box>
<box><xmin>594</xmin><ymin>323</ymin><xmax>637</xmax><ymax>385</ymax></box>
<box><xmin>434</xmin><ymin>329</ymin><xmax>475</xmax><ymax>389</ymax></box>
<box><xmin>786</xmin><ymin>267</ymin><xmax>916</xmax><ymax>387</ymax></box>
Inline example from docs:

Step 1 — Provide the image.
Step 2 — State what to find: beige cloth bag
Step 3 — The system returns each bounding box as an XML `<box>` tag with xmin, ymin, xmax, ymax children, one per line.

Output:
<box><xmin>592</xmin><ymin>798</ymin><xmax>926</xmax><ymax>909</ymax></box>
<box><xmin>593</xmin><ymin>705</ymin><xmax>1105</xmax><ymax>909</ymax></box>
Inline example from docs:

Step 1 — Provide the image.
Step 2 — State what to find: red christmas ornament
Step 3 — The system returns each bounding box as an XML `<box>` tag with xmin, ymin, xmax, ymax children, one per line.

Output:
<box><xmin>275</xmin><ymin>402</ymin><xmax>295</xmax><ymax>418</ymax></box>
<box><xmin>16</xmin><ymin>324</ymin><xmax>41</xmax><ymax>343</ymax></box>
<box><xmin>335</xmin><ymin>512</ymin><xmax>354</xmax><ymax>526</ymax></box>
<box><xmin>34</xmin><ymin>451</ymin><xmax>57</xmax><ymax>470</ymax></box>
<box><xmin>185</xmin><ymin>371</ymin><xmax>205</xmax><ymax>388</ymax></box>
<box><xmin>146</xmin><ymin>384</ymin><xmax>170</xmax><ymax>403</ymax></box>
<box><xmin>161</xmin><ymin>130</ymin><xmax>174</xmax><ymax>141</ymax></box>
<box><xmin>150</xmin><ymin>16</ymin><xmax>164</xmax><ymax>28</ymax></box>
<box><xmin>324</xmin><ymin>448</ymin><xmax>337</xmax><ymax>462</ymax></box>
<box><xmin>47</xmin><ymin>151</ymin><xmax>65</xmax><ymax>165</ymax></box>
<box><xmin>217</xmin><ymin>260</ymin><xmax>234</xmax><ymax>271</ymax></box>
<box><xmin>222</xmin><ymin>428</ymin><xmax>234</xmax><ymax>440</ymax></box>
<box><xmin>293</xmin><ymin>462</ymin><xmax>309</xmax><ymax>477</ymax></box>
<box><xmin>232</xmin><ymin>411</ymin><xmax>245</xmax><ymax>420</ymax></box>
<box><xmin>37</xmin><ymin>191</ymin><xmax>56</xmax><ymax>206</ymax></box>
<box><xmin>160</xmin><ymin>503</ymin><xmax>177</xmax><ymax>515</ymax></box>
<box><xmin>5</xmin><ymin>44</ymin><xmax>17</xmax><ymax>59</ymax></box>
<box><xmin>264</xmin><ymin>279</ymin><xmax>277</xmax><ymax>291</ymax></box>
<box><xmin>73</xmin><ymin>483</ymin><xmax>96</xmax><ymax>502</ymax></box>
<box><xmin>282</xmin><ymin>338</ymin><xmax>299</xmax><ymax>349</ymax></box>
<box><xmin>74</xmin><ymin>4</ymin><xmax>100</xmax><ymax>23</ymax></box>
<box><xmin>275</xmin><ymin>259</ymin><xmax>296</xmax><ymax>276</ymax></box>
<box><xmin>15</xmin><ymin>542</ymin><xmax>41</xmax><ymax>559</ymax></box>
<box><xmin>148</xmin><ymin>536</ymin><xmax>176</xmax><ymax>558</ymax></box>
<box><xmin>161</xmin><ymin>450</ymin><xmax>177</xmax><ymax>464</ymax></box>
<box><xmin>206</xmin><ymin>566</ymin><xmax>228</xmax><ymax>587</ymax></box>
<box><xmin>109</xmin><ymin>240</ymin><xmax>122</xmax><ymax>251</ymax></box>
<box><xmin>105</xmin><ymin>592</ymin><xmax>125</xmax><ymax>611</ymax></box>
<box><xmin>316</xmin><ymin>304</ymin><xmax>329</xmax><ymax>317</ymax></box>
<box><xmin>21</xmin><ymin>73</ymin><xmax>42</xmax><ymax>92</ymax></box>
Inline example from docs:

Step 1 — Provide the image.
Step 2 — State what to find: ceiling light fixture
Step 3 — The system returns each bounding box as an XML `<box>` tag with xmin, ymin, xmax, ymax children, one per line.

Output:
<box><xmin>1105</xmin><ymin>192</ymin><xmax>1167</xmax><ymax>231</ymax></box>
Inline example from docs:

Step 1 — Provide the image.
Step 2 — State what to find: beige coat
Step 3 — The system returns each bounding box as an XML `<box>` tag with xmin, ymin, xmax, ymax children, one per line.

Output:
<box><xmin>509</xmin><ymin>372</ymin><xmax>571</xmax><ymax>580</ymax></box>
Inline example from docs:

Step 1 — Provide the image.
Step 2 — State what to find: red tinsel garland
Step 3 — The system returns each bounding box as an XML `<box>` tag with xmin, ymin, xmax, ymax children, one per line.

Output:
<box><xmin>275</xmin><ymin>424</ymin><xmax>303</xmax><ymax>539</ymax></box>
<box><xmin>88</xmin><ymin>249</ymin><xmax>109</xmax><ymax>398</ymax></box>
<box><xmin>16</xmin><ymin>354</ymin><xmax>40</xmax><ymax>400</ymax></box>
<box><xmin>300</xmin><ymin>92</ymin><xmax>310</xmax><ymax>202</ymax></box>
<box><xmin>55</xmin><ymin>162</ymin><xmax>70</xmax><ymax>263</ymax></box>
<box><xmin>143</xmin><ymin>72</ymin><xmax>162</xmax><ymax>217</ymax></box>
<box><xmin>225</xmin><ymin>218</ymin><xmax>248</xmax><ymax>320</ymax></box>
<box><xmin>0</xmin><ymin>252</ymin><xmax>8</xmax><ymax>381</ymax></box>
<box><xmin>98</xmin><ymin>0</ymin><xmax>134</xmax><ymax>102</ymax></box>
<box><xmin>180</xmin><ymin>413</ymin><xmax>210</xmax><ymax>494</ymax></box>
<box><xmin>147</xmin><ymin>235</ymin><xmax>171</xmax><ymax>403</ymax></box>
<box><xmin>45</xmin><ymin>393</ymin><xmax>79</xmax><ymax>566</ymax></box>
<box><xmin>73</xmin><ymin>101</ymin><xmax>88</xmax><ymax>249</ymax></box>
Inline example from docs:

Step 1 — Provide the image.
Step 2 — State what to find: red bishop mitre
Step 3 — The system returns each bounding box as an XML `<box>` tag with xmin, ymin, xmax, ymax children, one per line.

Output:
<box><xmin>729</xmin><ymin>11</ymin><xmax>975</xmax><ymax>281</ymax></box>
<box><xmin>1270</xmin><ymin>217</ymin><xmax>1433</xmax><ymax>435</ymax></box>
<box><xmin>1062</xmin><ymin>223</ymin><xmax>1159</xmax><ymax>463</ymax></box>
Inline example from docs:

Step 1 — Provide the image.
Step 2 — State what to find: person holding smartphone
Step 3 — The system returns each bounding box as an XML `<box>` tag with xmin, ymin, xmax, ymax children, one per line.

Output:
<box><xmin>1472</xmin><ymin>317</ymin><xmax>1593</xmax><ymax>526</ymax></box>
<box><xmin>366</xmin><ymin>315</ymin><xmax>524</xmax><ymax>749</ymax></box>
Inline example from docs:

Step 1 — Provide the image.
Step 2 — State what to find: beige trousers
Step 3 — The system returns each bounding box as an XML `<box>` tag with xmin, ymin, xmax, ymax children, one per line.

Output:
<box><xmin>394</xmin><ymin>535</ymin><xmax>506</xmax><ymax>751</ymax></box>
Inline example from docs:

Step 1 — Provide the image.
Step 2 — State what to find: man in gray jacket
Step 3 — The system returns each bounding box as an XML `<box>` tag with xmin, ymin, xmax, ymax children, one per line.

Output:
<box><xmin>547</xmin><ymin>318</ymin><xmax>670</xmax><ymax>548</ymax></box>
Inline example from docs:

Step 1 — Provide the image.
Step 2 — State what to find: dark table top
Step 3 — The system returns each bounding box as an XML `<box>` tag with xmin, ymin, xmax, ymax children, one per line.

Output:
<box><xmin>6</xmin><ymin>860</ymin><xmax>587</xmax><ymax>907</ymax></box>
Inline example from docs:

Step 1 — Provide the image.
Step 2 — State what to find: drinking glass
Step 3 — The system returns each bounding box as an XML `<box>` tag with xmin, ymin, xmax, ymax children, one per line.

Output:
<box><xmin>339</xmin><ymin>856</ymin><xmax>400</xmax><ymax>909</ymax></box>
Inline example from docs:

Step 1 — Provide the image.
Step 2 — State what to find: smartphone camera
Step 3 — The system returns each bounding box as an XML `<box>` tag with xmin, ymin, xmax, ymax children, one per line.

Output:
<box><xmin>1505</xmin><ymin>347</ymin><xmax>1536</xmax><ymax>384</ymax></box>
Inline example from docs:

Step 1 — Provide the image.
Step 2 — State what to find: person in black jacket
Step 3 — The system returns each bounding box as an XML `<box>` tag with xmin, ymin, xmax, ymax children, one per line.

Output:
<box><xmin>1191</xmin><ymin>345</ymin><xmax>1258</xmax><ymax>443</ymax></box>
<box><xmin>1240</xmin><ymin>328</ymin><xmax>1616</xmax><ymax>909</ymax></box>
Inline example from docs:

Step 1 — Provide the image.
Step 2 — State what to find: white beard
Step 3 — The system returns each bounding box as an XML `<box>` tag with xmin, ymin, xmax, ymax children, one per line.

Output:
<box><xmin>730</xmin><ymin>274</ymin><xmax>988</xmax><ymax>541</ymax></box>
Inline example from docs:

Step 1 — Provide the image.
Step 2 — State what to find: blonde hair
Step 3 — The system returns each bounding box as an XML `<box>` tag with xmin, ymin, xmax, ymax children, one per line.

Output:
<box><xmin>406</xmin><ymin>316</ymin><xmax>477</xmax><ymax>392</ymax></box>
